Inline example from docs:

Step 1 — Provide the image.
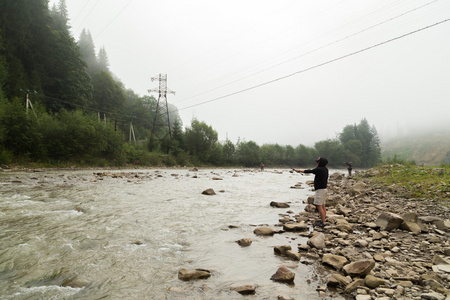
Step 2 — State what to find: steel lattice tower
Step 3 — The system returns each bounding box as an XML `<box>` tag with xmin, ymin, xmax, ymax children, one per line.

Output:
<box><xmin>148</xmin><ymin>74</ymin><xmax>175</xmax><ymax>142</ymax></box>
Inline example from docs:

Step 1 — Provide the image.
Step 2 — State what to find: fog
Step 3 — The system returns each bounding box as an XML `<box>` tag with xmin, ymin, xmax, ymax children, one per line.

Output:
<box><xmin>52</xmin><ymin>0</ymin><xmax>450</xmax><ymax>146</ymax></box>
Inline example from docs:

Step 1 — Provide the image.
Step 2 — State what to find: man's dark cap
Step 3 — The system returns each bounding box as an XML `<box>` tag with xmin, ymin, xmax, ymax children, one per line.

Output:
<box><xmin>315</xmin><ymin>157</ymin><xmax>328</xmax><ymax>166</ymax></box>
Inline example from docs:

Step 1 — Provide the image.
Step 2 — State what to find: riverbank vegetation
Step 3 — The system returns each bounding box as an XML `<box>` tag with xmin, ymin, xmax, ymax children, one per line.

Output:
<box><xmin>1</xmin><ymin>1</ymin><xmax>381</xmax><ymax>169</ymax></box>
<box><xmin>364</xmin><ymin>164</ymin><xmax>450</xmax><ymax>204</ymax></box>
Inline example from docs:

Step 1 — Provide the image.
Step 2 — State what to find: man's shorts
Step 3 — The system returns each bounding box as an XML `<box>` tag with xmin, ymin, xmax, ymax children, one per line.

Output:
<box><xmin>314</xmin><ymin>189</ymin><xmax>328</xmax><ymax>205</ymax></box>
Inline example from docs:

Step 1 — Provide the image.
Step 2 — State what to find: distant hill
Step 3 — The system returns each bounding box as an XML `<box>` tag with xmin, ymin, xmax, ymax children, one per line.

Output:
<box><xmin>381</xmin><ymin>132</ymin><xmax>450</xmax><ymax>166</ymax></box>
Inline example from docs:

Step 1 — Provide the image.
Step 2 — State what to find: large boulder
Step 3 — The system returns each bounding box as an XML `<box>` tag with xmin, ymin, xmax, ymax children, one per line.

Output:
<box><xmin>375</xmin><ymin>212</ymin><xmax>404</xmax><ymax>231</ymax></box>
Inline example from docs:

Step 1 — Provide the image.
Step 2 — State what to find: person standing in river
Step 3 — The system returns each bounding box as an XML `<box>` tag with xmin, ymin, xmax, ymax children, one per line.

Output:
<box><xmin>294</xmin><ymin>157</ymin><xmax>329</xmax><ymax>227</ymax></box>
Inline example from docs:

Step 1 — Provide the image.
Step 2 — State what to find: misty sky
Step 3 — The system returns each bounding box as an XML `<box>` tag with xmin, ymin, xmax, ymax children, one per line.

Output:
<box><xmin>51</xmin><ymin>0</ymin><xmax>450</xmax><ymax>146</ymax></box>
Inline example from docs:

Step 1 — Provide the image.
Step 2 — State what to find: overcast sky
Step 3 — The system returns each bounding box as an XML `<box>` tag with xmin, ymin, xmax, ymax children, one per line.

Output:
<box><xmin>51</xmin><ymin>0</ymin><xmax>450</xmax><ymax>146</ymax></box>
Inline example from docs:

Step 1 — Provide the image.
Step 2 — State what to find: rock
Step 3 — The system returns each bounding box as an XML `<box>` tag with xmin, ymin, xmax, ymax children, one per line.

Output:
<box><xmin>283</xmin><ymin>222</ymin><xmax>308</xmax><ymax>232</ymax></box>
<box><xmin>327</xmin><ymin>273</ymin><xmax>352</xmax><ymax>288</ymax></box>
<box><xmin>375</xmin><ymin>212</ymin><xmax>404</xmax><ymax>231</ymax></box>
<box><xmin>212</xmin><ymin>177</ymin><xmax>223</xmax><ymax>180</ymax></box>
<box><xmin>349</xmin><ymin>182</ymin><xmax>366</xmax><ymax>196</ymax></box>
<box><xmin>285</xmin><ymin>250</ymin><xmax>301</xmax><ymax>261</ymax></box>
<box><xmin>229</xmin><ymin>284</ymin><xmax>257</xmax><ymax>295</ymax></box>
<box><xmin>270</xmin><ymin>266</ymin><xmax>295</xmax><ymax>283</ymax></box>
<box><xmin>364</xmin><ymin>275</ymin><xmax>385</xmax><ymax>288</ymax></box>
<box><xmin>322</xmin><ymin>254</ymin><xmax>348</xmax><ymax>270</ymax></box>
<box><xmin>274</xmin><ymin>245</ymin><xmax>292</xmax><ymax>256</ymax></box>
<box><xmin>401</xmin><ymin>221</ymin><xmax>422</xmax><ymax>234</ymax></box>
<box><xmin>335</xmin><ymin>204</ymin><xmax>352</xmax><ymax>216</ymax></box>
<box><xmin>432</xmin><ymin>255</ymin><xmax>450</xmax><ymax>265</ymax></box>
<box><xmin>343</xmin><ymin>260</ymin><xmax>375</xmax><ymax>277</ymax></box>
<box><xmin>344</xmin><ymin>278</ymin><xmax>364</xmax><ymax>293</ymax></box>
<box><xmin>307</xmin><ymin>232</ymin><xmax>325</xmax><ymax>249</ymax></box>
<box><xmin>254</xmin><ymin>227</ymin><xmax>275</xmax><ymax>236</ymax></box>
<box><xmin>178</xmin><ymin>268</ymin><xmax>211</xmax><ymax>281</ymax></box>
<box><xmin>270</xmin><ymin>201</ymin><xmax>290</xmax><ymax>208</ymax></box>
<box><xmin>304</xmin><ymin>203</ymin><xmax>316</xmax><ymax>213</ymax></box>
<box><xmin>201</xmin><ymin>188</ymin><xmax>216</xmax><ymax>195</ymax></box>
<box><xmin>236</xmin><ymin>238</ymin><xmax>252</xmax><ymax>247</ymax></box>
<box><xmin>420</xmin><ymin>292</ymin><xmax>446</xmax><ymax>300</ymax></box>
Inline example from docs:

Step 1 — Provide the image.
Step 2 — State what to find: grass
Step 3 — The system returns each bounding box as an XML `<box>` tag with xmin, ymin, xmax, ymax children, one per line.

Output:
<box><xmin>368</xmin><ymin>164</ymin><xmax>450</xmax><ymax>204</ymax></box>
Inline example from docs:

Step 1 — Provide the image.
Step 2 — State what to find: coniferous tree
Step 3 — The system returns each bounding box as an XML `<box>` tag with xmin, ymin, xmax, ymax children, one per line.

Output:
<box><xmin>78</xmin><ymin>29</ymin><xmax>99</xmax><ymax>76</ymax></box>
<box><xmin>97</xmin><ymin>46</ymin><xmax>110</xmax><ymax>73</ymax></box>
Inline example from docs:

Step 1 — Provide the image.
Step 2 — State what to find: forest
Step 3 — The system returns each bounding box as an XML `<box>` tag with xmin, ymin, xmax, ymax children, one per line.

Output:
<box><xmin>0</xmin><ymin>0</ymin><xmax>381</xmax><ymax>168</ymax></box>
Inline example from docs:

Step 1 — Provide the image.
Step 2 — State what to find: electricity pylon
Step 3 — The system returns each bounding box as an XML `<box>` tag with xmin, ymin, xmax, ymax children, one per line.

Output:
<box><xmin>148</xmin><ymin>74</ymin><xmax>175</xmax><ymax>143</ymax></box>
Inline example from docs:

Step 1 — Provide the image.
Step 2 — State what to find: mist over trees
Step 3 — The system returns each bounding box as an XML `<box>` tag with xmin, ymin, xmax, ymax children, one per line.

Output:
<box><xmin>0</xmin><ymin>0</ymin><xmax>382</xmax><ymax>168</ymax></box>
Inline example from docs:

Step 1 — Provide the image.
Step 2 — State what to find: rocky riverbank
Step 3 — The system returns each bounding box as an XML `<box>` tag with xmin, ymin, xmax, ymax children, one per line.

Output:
<box><xmin>277</xmin><ymin>169</ymin><xmax>450</xmax><ymax>299</ymax></box>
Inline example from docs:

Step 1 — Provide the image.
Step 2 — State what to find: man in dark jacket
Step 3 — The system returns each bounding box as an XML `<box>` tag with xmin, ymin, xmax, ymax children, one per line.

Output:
<box><xmin>294</xmin><ymin>157</ymin><xmax>329</xmax><ymax>227</ymax></box>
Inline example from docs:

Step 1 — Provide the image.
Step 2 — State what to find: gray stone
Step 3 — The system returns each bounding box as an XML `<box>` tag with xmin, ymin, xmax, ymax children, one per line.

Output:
<box><xmin>307</xmin><ymin>232</ymin><xmax>325</xmax><ymax>249</ymax></box>
<box><xmin>375</xmin><ymin>212</ymin><xmax>404</xmax><ymax>231</ymax></box>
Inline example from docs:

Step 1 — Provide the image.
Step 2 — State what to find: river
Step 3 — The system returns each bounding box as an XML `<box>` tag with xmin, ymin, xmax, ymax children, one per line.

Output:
<box><xmin>0</xmin><ymin>168</ymin><xmax>339</xmax><ymax>299</ymax></box>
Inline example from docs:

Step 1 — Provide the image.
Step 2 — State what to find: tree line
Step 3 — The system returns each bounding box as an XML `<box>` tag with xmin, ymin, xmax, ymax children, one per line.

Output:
<box><xmin>0</xmin><ymin>0</ymin><xmax>381</xmax><ymax>168</ymax></box>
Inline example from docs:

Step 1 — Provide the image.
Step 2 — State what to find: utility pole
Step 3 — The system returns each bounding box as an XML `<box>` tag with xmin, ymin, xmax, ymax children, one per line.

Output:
<box><xmin>148</xmin><ymin>74</ymin><xmax>175</xmax><ymax>143</ymax></box>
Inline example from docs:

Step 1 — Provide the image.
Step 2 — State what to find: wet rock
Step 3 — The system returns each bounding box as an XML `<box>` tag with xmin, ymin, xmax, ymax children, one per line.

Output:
<box><xmin>274</xmin><ymin>245</ymin><xmax>291</xmax><ymax>256</ymax></box>
<box><xmin>285</xmin><ymin>250</ymin><xmax>301</xmax><ymax>261</ymax></box>
<box><xmin>270</xmin><ymin>266</ymin><xmax>295</xmax><ymax>283</ymax></box>
<box><xmin>236</xmin><ymin>238</ymin><xmax>252</xmax><ymax>247</ymax></box>
<box><xmin>270</xmin><ymin>201</ymin><xmax>290</xmax><ymax>208</ymax></box>
<box><xmin>253</xmin><ymin>227</ymin><xmax>275</xmax><ymax>236</ymax></box>
<box><xmin>178</xmin><ymin>268</ymin><xmax>211</xmax><ymax>281</ymax></box>
<box><xmin>201</xmin><ymin>188</ymin><xmax>216</xmax><ymax>195</ymax></box>
<box><xmin>283</xmin><ymin>222</ymin><xmax>308</xmax><ymax>232</ymax></box>
<box><xmin>212</xmin><ymin>177</ymin><xmax>222</xmax><ymax>180</ymax></box>
<box><xmin>229</xmin><ymin>284</ymin><xmax>257</xmax><ymax>295</ymax></box>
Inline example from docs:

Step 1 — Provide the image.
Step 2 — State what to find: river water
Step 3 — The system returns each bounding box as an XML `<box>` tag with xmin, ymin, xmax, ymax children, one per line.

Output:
<box><xmin>0</xmin><ymin>168</ymin><xmax>339</xmax><ymax>300</ymax></box>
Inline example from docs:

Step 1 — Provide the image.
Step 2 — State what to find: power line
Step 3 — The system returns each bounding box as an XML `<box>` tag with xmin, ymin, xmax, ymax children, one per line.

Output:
<box><xmin>173</xmin><ymin>0</ymin><xmax>440</xmax><ymax>106</ymax></box>
<box><xmin>74</xmin><ymin>0</ymin><xmax>100</xmax><ymax>33</ymax></box>
<box><xmin>176</xmin><ymin>18</ymin><xmax>450</xmax><ymax>112</ymax></box>
<box><xmin>91</xmin><ymin>0</ymin><xmax>134</xmax><ymax>42</ymax></box>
